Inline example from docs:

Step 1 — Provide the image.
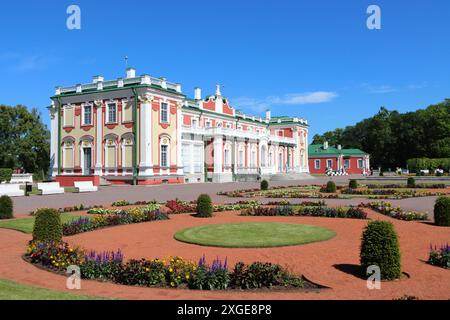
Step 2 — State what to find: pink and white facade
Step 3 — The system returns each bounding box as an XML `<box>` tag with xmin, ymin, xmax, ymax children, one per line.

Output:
<box><xmin>49</xmin><ymin>69</ymin><xmax>309</xmax><ymax>186</ymax></box>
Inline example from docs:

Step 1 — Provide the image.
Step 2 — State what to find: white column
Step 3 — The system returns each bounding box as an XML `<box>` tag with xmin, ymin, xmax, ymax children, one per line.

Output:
<box><xmin>94</xmin><ymin>101</ymin><xmax>103</xmax><ymax>176</ymax></box>
<box><xmin>293</xmin><ymin>128</ymin><xmax>301</xmax><ymax>172</ymax></box>
<box><xmin>213</xmin><ymin>136</ymin><xmax>223</xmax><ymax>174</ymax></box>
<box><xmin>176</xmin><ymin>103</ymin><xmax>184</xmax><ymax>175</ymax></box>
<box><xmin>139</xmin><ymin>95</ymin><xmax>153</xmax><ymax>176</ymax></box>
<box><xmin>50</xmin><ymin>103</ymin><xmax>59</xmax><ymax>178</ymax></box>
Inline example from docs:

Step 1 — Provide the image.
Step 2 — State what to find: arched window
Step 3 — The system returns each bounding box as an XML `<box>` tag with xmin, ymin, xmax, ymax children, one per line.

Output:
<box><xmin>261</xmin><ymin>145</ymin><xmax>267</xmax><ymax>167</ymax></box>
<box><xmin>104</xmin><ymin>134</ymin><xmax>118</xmax><ymax>169</ymax></box>
<box><xmin>62</xmin><ymin>137</ymin><xmax>75</xmax><ymax>170</ymax></box>
<box><xmin>80</xmin><ymin>136</ymin><xmax>94</xmax><ymax>175</ymax></box>
<box><xmin>160</xmin><ymin>135</ymin><xmax>171</xmax><ymax>168</ymax></box>
<box><xmin>238</xmin><ymin>144</ymin><xmax>245</xmax><ymax>168</ymax></box>
<box><xmin>224</xmin><ymin>143</ymin><xmax>232</xmax><ymax>168</ymax></box>
<box><xmin>121</xmin><ymin>133</ymin><xmax>134</xmax><ymax>169</ymax></box>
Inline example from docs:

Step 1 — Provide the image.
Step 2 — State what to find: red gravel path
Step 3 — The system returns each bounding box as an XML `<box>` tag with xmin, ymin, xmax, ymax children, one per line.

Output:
<box><xmin>0</xmin><ymin>209</ymin><xmax>449</xmax><ymax>300</ymax></box>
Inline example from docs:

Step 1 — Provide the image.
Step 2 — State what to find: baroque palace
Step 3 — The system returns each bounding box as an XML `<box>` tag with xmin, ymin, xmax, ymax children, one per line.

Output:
<box><xmin>49</xmin><ymin>68</ymin><xmax>310</xmax><ymax>186</ymax></box>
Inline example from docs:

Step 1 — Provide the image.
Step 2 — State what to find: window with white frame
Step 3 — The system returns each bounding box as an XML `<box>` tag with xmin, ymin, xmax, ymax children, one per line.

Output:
<box><xmin>107</xmin><ymin>103</ymin><xmax>117</xmax><ymax>123</ymax></box>
<box><xmin>161</xmin><ymin>145</ymin><xmax>169</xmax><ymax>167</ymax></box>
<box><xmin>82</xmin><ymin>104</ymin><xmax>92</xmax><ymax>125</ymax></box>
<box><xmin>344</xmin><ymin>159</ymin><xmax>350</xmax><ymax>169</ymax></box>
<box><xmin>238</xmin><ymin>150</ymin><xmax>244</xmax><ymax>168</ymax></box>
<box><xmin>314</xmin><ymin>159</ymin><xmax>320</xmax><ymax>169</ymax></box>
<box><xmin>357</xmin><ymin>159</ymin><xmax>364</xmax><ymax>168</ymax></box>
<box><xmin>205</xmin><ymin>120</ymin><xmax>211</xmax><ymax>128</ymax></box>
<box><xmin>224</xmin><ymin>148</ymin><xmax>230</xmax><ymax>167</ymax></box>
<box><xmin>326</xmin><ymin>159</ymin><xmax>333</xmax><ymax>169</ymax></box>
<box><xmin>192</xmin><ymin>119</ymin><xmax>198</xmax><ymax>128</ymax></box>
<box><xmin>160</xmin><ymin>102</ymin><xmax>169</xmax><ymax>123</ymax></box>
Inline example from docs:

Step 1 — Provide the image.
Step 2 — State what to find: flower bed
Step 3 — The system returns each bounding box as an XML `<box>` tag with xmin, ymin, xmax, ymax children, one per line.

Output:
<box><xmin>241</xmin><ymin>205</ymin><xmax>367</xmax><ymax>219</ymax></box>
<box><xmin>165</xmin><ymin>199</ymin><xmax>197</xmax><ymax>214</ymax></box>
<box><xmin>363</xmin><ymin>201</ymin><xmax>428</xmax><ymax>221</ymax></box>
<box><xmin>428</xmin><ymin>244</ymin><xmax>450</xmax><ymax>269</ymax></box>
<box><xmin>25</xmin><ymin>241</ymin><xmax>315</xmax><ymax>291</ymax></box>
<box><xmin>367</xmin><ymin>183</ymin><xmax>447</xmax><ymax>189</ymax></box>
<box><xmin>63</xmin><ymin>207</ymin><xmax>168</xmax><ymax>236</ymax></box>
<box><xmin>29</xmin><ymin>204</ymin><xmax>104</xmax><ymax>216</ymax></box>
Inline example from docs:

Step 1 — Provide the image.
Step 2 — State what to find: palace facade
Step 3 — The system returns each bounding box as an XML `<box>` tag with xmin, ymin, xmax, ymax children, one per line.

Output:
<box><xmin>49</xmin><ymin>68</ymin><xmax>310</xmax><ymax>186</ymax></box>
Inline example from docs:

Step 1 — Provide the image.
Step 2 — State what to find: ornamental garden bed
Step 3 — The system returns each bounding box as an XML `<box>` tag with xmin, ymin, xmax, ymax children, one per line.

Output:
<box><xmin>24</xmin><ymin>241</ymin><xmax>324</xmax><ymax>292</ymax></box>
<box><xmin>362</xmin><ymin>201</ymin><xmax>429</xmax><ymax>221</ymax></box>
<box><xmin>217</xmin><ymin>184</ymin><xmax>448</xmax><ymax>200</ymax></box>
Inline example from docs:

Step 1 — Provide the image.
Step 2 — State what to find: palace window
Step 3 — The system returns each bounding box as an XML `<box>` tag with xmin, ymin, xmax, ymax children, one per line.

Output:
<box><xmin>160</xmin><ymin>102</ymin><xmax>169</xmax><ymax>123</ymax></box>
<box><xmin>107</xmin><ymin>103</ymin><xmax>117</xmax><ymax>123</ymax></box>
<box><xmin>357</xmin><ymin>159</ymin><xmax>364</xmax><ymax>168</ymax></box>
<box><xmin>161</xmin><ymin>145</ymin><xmax>168</xmax><ymax>167</ymax></box>
<box><xmin>122</xmin><ymin>134</ymin><xmax>133</xmax><ymax>168</ymax></box>
<box><xmin>326</xmin><ymin>159</ymin><xmax>333</xmax><ymax>169</ymax></box>
<box><xmin>314</xmin><ymin>159</ymin><xmax>321</xmax><ymax>169</ymax></box>
<box><xmin>62</xmin><ymin>139</ymin><xmax>75</xmax><ymax>169</ymax></box>
<box><xmin>192</xmin><ymin>119</ymin><xmax>198</xmax><ymax>128</ymax></box>
<box><xmin>82</xmin><ymin>104</ymin><xmax>92</xmax><ymax>125</ymax></box>
<box><xmin>344</xmin><ymin>159</ymin><xmax>350</xmax><ymax>169</ymax></box>
<box><xmin>238</xmin><ymin>150</ymin><xmax>244</xmax><ymax>168</ymax></box>
<box><xmin>205</xmin><ymin>120</ymin><xmax>211</xmax><ymax>128</ymax></box>
<box><xmin>105</xmin><ymin>138</ymin><xmax>117</xmax><ymax>168</ymax></box>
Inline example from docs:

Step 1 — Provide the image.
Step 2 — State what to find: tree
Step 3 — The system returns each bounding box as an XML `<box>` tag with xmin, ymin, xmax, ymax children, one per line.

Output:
<box><xmin>0</xmin><ymin>105</ymin><xmax>50</xmax><ymax>174</ymax></box>
<box><xmin>311</xmin><ymin>100</ymin><xmax>450</xmax><ymax>169</ymax></box>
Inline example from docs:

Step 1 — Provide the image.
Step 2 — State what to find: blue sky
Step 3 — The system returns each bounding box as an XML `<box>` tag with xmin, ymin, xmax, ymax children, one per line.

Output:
<box><xmin>0</xmin><ymin>0</ymin><xmax>449</xmax><ymax>140</ymax></box>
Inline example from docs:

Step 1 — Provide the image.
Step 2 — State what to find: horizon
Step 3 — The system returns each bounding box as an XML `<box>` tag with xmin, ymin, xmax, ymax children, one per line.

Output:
<box><xmin>0</xmin><ymin>0</ymin><xmax>449</xmax><ymax>140</ymax></box>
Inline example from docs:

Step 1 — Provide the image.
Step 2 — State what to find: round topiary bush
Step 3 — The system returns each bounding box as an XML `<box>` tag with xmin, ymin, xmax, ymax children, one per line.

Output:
<box><xmin>196</xmin><ymin>194</ymin><xmax>213</xmax><ymax>218</ymax></box>
<box><xmin>360</xmin><ymin>221</ymin><xmax>401</xmax><ymax>280</ymax></box>
<box><xmin>0</xmin><ymin>195</ymin><xmax>13</xmax><ymax>219</ymax></box>
<box><xmin>260</xmin><ymin>180</ymin><xmax>269</xmax><ymax>191</ymax></box>
<box><xmin>349</xmin><ymin>179</ymin><xmax>358</xmax><ymax>189</ymax></box>
<box><xmin>32</xmin><ymin>208</ymin><xmax>63</xmax><ymax>242</ymax></box>
<box><xmin>434</xmin><ymin>196</ymin><xmax>450</xmax><ymax>227</ymax></box>
<box><xmin>325</xmin><ymin>181</ymin><xmax>336</xmax><ymax>193</ymax></box>
<box><xmin>407</xmin><ymin>177</ymin><xmax>415</xmax><ymax>188</ymax></box>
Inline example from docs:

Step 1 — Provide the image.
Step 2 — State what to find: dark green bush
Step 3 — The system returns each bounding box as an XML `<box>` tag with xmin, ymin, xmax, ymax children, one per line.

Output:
<box><xmin>379</xmin><ymin>171</ymin><xmax>384</xmax><ymax>177</ymax></box>
<box><xmin>260</xmin><ymin>179</ymin><xmax>269</xmax><ymax>191</ymax></box>
<box><xmin>407</xmin><ymin>177</ymin><xmax>415</xmax><ymax>188</ymax></box>
<box><xmin>0</xmin><ymin>195</ymin><xmax>13</xmax><ymax>219</ymax></box>
<box><xmin>196</xmin><ymin>194</ymin><xmax>213</xmax><ymax>218</ymax></box>
<box><xmin>0</xmin><ymin>168</ymin><xmax>13</xmax><ymax>183</ymax></box>
<box><xmin>349</xmin><ymin>179</ymin><xmax>358</xmax><ymax>189</ymax></box>
<box><xmin>434</xmin><ymin>196</ymin><xmax>450</xmax><ymax>227</ymax></box>
<box><xmin>360</xmin><ymin>221</ymin><xmax>401</xmax><ymax>280</ymax></box>
<box><xmin>325</xmin><ymin>181</ymin><xmax>336</xmax><ymax>193</ymax></box>
<box><xmin>32</xmin><ymin>208</ymin><xmax>63</xmax><ymax>242</ymax></box>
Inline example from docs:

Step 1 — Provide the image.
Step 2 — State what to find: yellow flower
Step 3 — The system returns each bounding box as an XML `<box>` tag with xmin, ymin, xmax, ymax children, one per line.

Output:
<box><xmin>185</xmin><ymin>275</ymin><xmax>190</xmax><ymax>280</ymax></box>
<box><xmin>169</xmin><ymin>268</ymin><xmax>173</xmax><ymax>273</ymax></box>
<box><xmin>145</xmin><ymin>268</ymin><xmax>150</xmax><ymax>272</ymax></box>
<box><xmin>170</xmin><ymin>282</ymin><xmax>175</xmax><ymax>287</ymax></box>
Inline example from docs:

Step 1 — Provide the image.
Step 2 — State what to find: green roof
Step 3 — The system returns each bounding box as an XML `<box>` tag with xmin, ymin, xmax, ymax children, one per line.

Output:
<box><xmin>309</xmin><ymin>144</ymin><xmax>368</xmax><ymax>156</ymax></box>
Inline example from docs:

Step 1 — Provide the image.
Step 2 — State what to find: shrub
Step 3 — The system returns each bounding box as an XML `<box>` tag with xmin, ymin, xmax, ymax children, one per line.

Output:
<box><xmin>0</xmin><ymin>195</ymin><xmax>13</xmax><ymax>219</ymax></box>
<box><xmin>379</xmin><ymin>171</ymin><xmax>384</xmax><ymax>177</ymax></box>
<box><xmin>407</xmin><ymin>177</ymin><xmax>415</xmax><ymax>188</ymax></box>
<box><xmin>196</xmin><ymin>194</ymin><xmax>213</xmax><ymax>218</ymax></box>
<box><xmin>360</xmin><ymin>221</ymin><xmax>401</xmax><ymax>280</ymax></box>
<box><xmin>325</xmin><ymin>181</ymin><xmax>336</xmax><ymax>193</ymax></box>
<box><xmin>349</xmin><ymin>179</ymin><xmax>358</xmax><ymax>189</ymax></box>
<box><xmin>260</xmin><ymin>180</ymin><xmax>269</xmax><ymax>191</ymax></box>
<box><xmin>0</xmin><ymin>168</ymin><xmax>13</xmax><ymax>183</ymax></box>
<box><xmin>434</xmin><ymin>196</ymin><xmax>450</xmax><ymax>226</ymax></box>
<box><xmin>32</xmin><ymin>208</ymin><xmax>63</xmax><ymax>242</ymax></box>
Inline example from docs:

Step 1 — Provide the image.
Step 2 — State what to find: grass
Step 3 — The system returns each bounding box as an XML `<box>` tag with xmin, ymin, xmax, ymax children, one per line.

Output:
<box><xmin>0</xmin><ymin>278</ymin><xmax>108</xmax><ymax>300</ymax></box>
<box><xmin>21</xmin><ymin>186</ymin><xmax>78</xmax><ymax>195</ymax></box>
<box><xmin>174</xmin><ymin>222</ymin><xmax>336</xmax><ymax>248</ymax></box>
<box><xmin>0</xmin><ymin>214</ymin><xmax>87</xmax><ymax>234</ymax></box>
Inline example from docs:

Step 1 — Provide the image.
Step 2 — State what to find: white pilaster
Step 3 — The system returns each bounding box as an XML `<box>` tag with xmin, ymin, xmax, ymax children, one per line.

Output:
<box><xmin>94</xmin><ymin>100</ymin><xmax>103</xmax><ymax>176</ymax></box>
<box><xmin>176</xmin><ymin>103</ymin><xmax>184</xmax><ymax>175</ymax></box>
<box><xmin>139</xmin><ymin>94</ymin><xmax>154</xmax><ymax>176</ymax></box>
<box><xmin>50</xmin><ymin>102</ymin><xmax>59</xmax><ymax>178</ymax></box>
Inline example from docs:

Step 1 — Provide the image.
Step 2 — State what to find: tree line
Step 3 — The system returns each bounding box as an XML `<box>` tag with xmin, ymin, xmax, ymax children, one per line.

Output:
<box><xmin>0</xmin><ymin>105</ymin><xmax>50</xmax><ymax>178</ymax></box>
<box><xmin>312</xmin><ymin>99</ymin><xmax>450</xmax><ymax>170</ymax></box>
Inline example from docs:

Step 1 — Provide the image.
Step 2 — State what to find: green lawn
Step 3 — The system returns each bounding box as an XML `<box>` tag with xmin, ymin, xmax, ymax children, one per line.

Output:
<box><xmin>0</xmin><ymin>278</ymin><xmax>108</xmax><ymax>300</ymax></box>
<box><xmin>24</xmin><ymin>186</ymin><xmax>78</xmax><ymax>195</ymax></box>
<box><xmin>0</xmin><ymin>214</ymin><xmax>86</xmax><ymax>234</ymax></box>
<box><xmin>174</xmin><ymin>222</ymin><xmax>336</xmax><ymax>248</ymax></box>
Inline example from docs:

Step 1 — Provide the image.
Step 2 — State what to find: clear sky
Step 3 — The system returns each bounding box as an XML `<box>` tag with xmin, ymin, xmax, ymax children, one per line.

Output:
<box><xmin>0</xmin><ymin>0</ymin><xmax>449</xmax><ymax>140</ymax></box>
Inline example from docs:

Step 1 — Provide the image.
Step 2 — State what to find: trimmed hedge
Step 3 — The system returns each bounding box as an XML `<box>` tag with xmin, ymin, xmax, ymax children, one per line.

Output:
<box><xmin>360</xmin><ymin>221</ymin><xmax>401</xmax><ymax>280</ymax></box>
<box><xmin>0</xmin><ymin>195</ymin><xmax>13</xmax><ymax>219</ymax></box>
<box><xmin>0</xmin><ymin>168</ymin><xmax>13</xmax><ymax>183</ymax></box>
<box><xmin>196</xmin><ymin>194</ymin><xmax>213</xmax><ymax>218</ymax></box>
<box><xmin>32</xmin><ymin>208</ymin><xmax>63</xmax><ymax>242</ymax></box>
<box><xmin>325</xmin><ymin>181</ymin><xmax>336</xmax><ymax>193</ymax></box>
<box><xmin>349</xmin><ymin>179</ymin><xmax>358</xmax><ymax>189</ymax></box>
<box><xmin>260</xmin><ymin>180</ymin><xmax>269</xmax><ymax>191</ymax></box>
<box><xmin>407</xmin><ymin>177</ymin><xmax>415</xmax><ymax>188</ymax></box>
<box><xmin>434</xmin><ymin>196</ymin><xmax>450</xmax><ymax>226</ymax></box>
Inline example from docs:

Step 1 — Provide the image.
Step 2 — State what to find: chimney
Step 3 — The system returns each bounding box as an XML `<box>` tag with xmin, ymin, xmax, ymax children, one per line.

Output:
<box><xmin>323</xmin><ymin>141</ymin><xmax>329</xmax><ymax>150</ymax></box>
<box><xmin>265</xmin><ymin>109</ymin><xmax>271</xmax><ymax>121</ymax></box>
<box><xmin>92</xmin><ymin>75</ymin><xmax>104</xmax><ymax>83</ymax></box>
<box><xmin>194</xmin><ymin>87</ymin><xmax>202</xmax><ymax>100</ymax></box>
<box><xmin>126</xmin><ymin>67</ymin><xmax>136</xmax><ymax>78</ymax></box>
